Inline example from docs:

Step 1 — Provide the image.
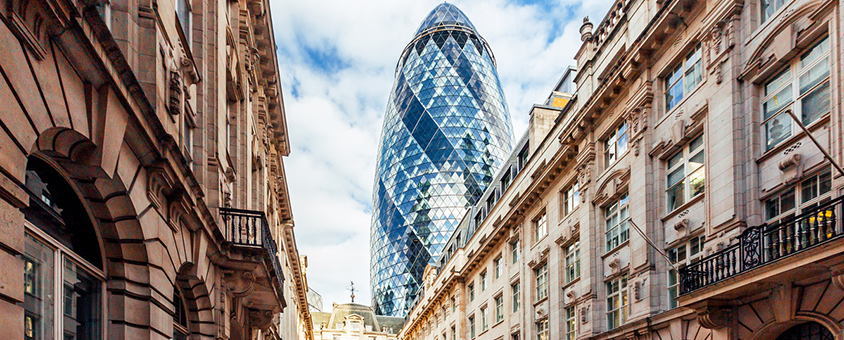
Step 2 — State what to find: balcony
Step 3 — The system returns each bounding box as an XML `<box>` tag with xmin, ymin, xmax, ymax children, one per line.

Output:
<box><xmin>680</xmin><ymin>195</ymin><xmax>844</xmax><ymax>296</ymax></box>
<box><xmin>219</xmin><ymin>207</ymin><xmax>286</xmax><ymax>314</ymax></box>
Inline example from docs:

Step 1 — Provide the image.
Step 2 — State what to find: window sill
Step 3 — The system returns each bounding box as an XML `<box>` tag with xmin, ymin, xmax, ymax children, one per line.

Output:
<box><xmin>533</xmin><ymin>296</ymin><xmax>549</xmax><ymax>306</ymax></box>
<box><xmin>492</xmin><ymin>320</ymin><xmax>505</xmax><ymax>328</ymax></box>
<box><xmin>661</xmin><ymin>192</ymin><xmax>705</xmax><ymax>222</ymax></box>
<box><xmin>558</xmin><ymin>206</ymin><xmax>581</xmax><ymax>226</ymax></box>
<box><xmin>757</xmin><ymin>113</ymin><xmax>830</xmax><ymax>163</ymax></box>
<box><xmin>530</xmin><ymin>235</ymin><xmax>549</xmax><ymax>250</ymax></box>
<box><xmin>601</xmin><ymin>239</ymin><xmax>630</xmax><ymax>259</ymax></box>
<box><xmin>657</xmin><ymin>82</ymin><xmax>706</xmax><ymax>130</ymax></box>
<box><xmin>561</xmin><ymin>276</ymin><xmax>581</xmax><ymax>290</ymax></box>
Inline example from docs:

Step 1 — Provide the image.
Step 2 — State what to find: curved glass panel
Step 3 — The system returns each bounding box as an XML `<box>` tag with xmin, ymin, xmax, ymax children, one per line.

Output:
<box><xmin>371</xmin><ymin>2</ymin><xmax>513</xmax><ymax>317</ymax></box>
<box><xmin>415</xmin><ymin>3</ymin><xmax>477</xmax><ymax>35</ymax></box>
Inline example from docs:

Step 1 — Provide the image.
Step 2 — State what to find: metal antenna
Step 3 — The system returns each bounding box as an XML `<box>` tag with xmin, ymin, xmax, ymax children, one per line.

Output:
<box><xmin>783</xmin><ymin>109</ymin><xmax>844</xmax><ymax>177</ymax></box>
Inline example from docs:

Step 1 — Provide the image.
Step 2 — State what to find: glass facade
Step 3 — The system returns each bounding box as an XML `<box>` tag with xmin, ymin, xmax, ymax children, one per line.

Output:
<box><xmin>370</xmin><ymin>3</ymin><xmax>513</xmax><ymax>316</ymax></box>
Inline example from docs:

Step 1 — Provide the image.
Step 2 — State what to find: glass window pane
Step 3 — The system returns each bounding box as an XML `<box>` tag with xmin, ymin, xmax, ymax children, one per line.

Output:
<box><xmin>25</xmin><ymin>234</ymin><xmax>54</xmax><ymax>340</ymax></box>
<box><xmin>802</xmin><ymin>175</ymin><xmax>819</xmax><ymax>203</ymax></box>
<box><xmin>766</xmin><ymin>198</ymin><xmax>779</xmax><ymax>219</ymax></box>
<box><xmin>689</xmin><ymin>166</ymin><xmax>705</xmax><ymax>197</ymax></box>
<box><xmin>689</xmin><ymin>151</ymin><xmax>704</xmax><ymax>168</ymax></box>
<box><xmin>800</xmin><ymin>37</ymin><xmax>830</xmax><ymax>68</ymax></box>
<box><xmin>763</xmin><ymin>85</ymin><xmax>793</xmax><ymax>120</ymax></box>
<box><xmin>668</xmin><ymin>152</ymin><xmax>683</xmax><ymax>170</ymax></box>
<box><xmin>63</xmin><ymin>258</ymin><xmax>102</xmax><ymax>340</ymax></box>
<box><xmin>765</xmin><ymin>114</ymin><xmax>792</xmax><ymax>150</ymax></box>
<box><xmin>799</xmin><ymin>58</ymin><xmax>829</xmax><ymax>95</ymax></box>
<box><xmin>819</xmin><ymin>171</ymin><xmax>831</xmax><ymax>195</ymax></box>
<box><xmin>667</xmin><ymin>168</ymin><xmax>685</xmax><ymax>187</ymax></box>
<box><xmin>765</xmin><ymin>69</ymin><xmax>791</xmax><ymax>96</ymax></box>
<box><xmin>781</xmin><ymin>189</ymin><xmax>796</xmax><ymax>212</ymax></box>
<box><xmin>689</xmin><ymin>135</ymin><xmax>704</xmax><ymax>152</ymax></box>
<box><xmin>667</xmin><ymin>182</ymin><xmax>685</xmax><ymax>211</ymax></box>
<box><xmin>684</xmin><ymin>60</ymin><xmax>702</xmax><ymax>94</ymax></box>
<box><xmin>800</xmin><ymin>81</ymin><xmax>830</xmax><ymax>125</ymax></box>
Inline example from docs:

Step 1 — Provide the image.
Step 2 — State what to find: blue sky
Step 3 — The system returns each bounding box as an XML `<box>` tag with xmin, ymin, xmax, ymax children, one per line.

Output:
<box><xmin>269</xmin><ymin>0</ymin><xmax>614</xmax><ymax>312</ymax></box>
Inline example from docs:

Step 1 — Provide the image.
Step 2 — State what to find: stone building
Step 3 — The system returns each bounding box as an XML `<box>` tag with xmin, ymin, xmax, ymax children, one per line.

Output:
<box><xmin>397</xmin><ymin>0</ymin><xmax>844</xmax><ymax>337</ymax></box>
<box><xmin>0</xmin><ymin>0</ymin><xmax>312</xmax><ymax>336</ymax></box>
<box><xmin>312</xmin><ymin>303</ymin><xmax>406</xmax><ymax>340</ymax></box>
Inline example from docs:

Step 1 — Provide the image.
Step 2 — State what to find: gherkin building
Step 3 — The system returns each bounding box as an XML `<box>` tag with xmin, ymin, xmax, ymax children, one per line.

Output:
<box><xmin>370</xmin><ymin>3</ymin><xmax>514</xmax><ymax>317</ymax></box>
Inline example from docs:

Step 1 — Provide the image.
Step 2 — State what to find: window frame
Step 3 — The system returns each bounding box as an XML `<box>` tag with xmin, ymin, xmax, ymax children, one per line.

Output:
<box><xmin>480</xmin><ymin>306</ymin><xmax>488</xmax><ymax>332</ymax></box>
<box><xmin>480</xmin><ymin>271</ymin><xmax>487</xmax><ymax>291</ymax></box>
<box><xmin>606</xmin><ymin>274</ymin><xmax>629</xmax><ymax>330</ymax></box>
<box><xmin>666</xmin><ymin>134</ymin><xmax>706</xmax><ymax>212</ymax></box>
<box><xmin>605</xmin><ymin>193</ymin><xmax>630</xmax><ymax>252</ymax></box>
<box><xmin>175</xmin><ymin>0</ymin><xmax>192</xmax><ymax>48</ymax></box>
<box><xmin>604</xmin><ymin>122</ymin><xmax>629</xmax><ymax>168</ymax></box>
<box><xmin>664</xmin><ymin>44</ymin><xmax>703</xmax><ymax>112</ymax></box>
<box><xmin>561</xmin><ymin>181</ymin><xmax>580</xmax><ymax>217</ymax></box>
<box><xmin>564</xmin><ymin>240</ymin><xmax>581</xmax><ymax>284</ymax></box>
<box><xmin>534</xmin><ymin>263</ymin><xmax>548</xmax><ymax>301</ymax></box>
<box><xmin>534</xmin><ymin>211</ymin><xmax>548</xmax><ymax>243</ymax></box>
<box><xmin>765</xmin><ymin>169</ymin><xmax>833</xmax><ymax>224</ymax></box>
<box><xmin>494</xmin><ymin>295</ymin><xmax>504</xmax><ymax>323</ymax></box>
<box><xmin>493</xmin><ymin>256</ymin><xmax>502</xmax><ymax>279</ymax></box>
<box><xmin>761</xmin><ymin>36</ymin><xmax>831</xmax><ymax>151</ymax></box>
<box><xmin>565</xmin><ymin>305</ymin><xmax>577</xmax><ymax>340</ymax></box>
<box><xmin>469</xmin><ymin>315</ymin><xmax>476</xmax><ymax>338</ymax></box>
<box><xmin>536</xmin><ymin>318</ymin><xmax>549</xmax><ymax>340</ymax></box>
<box><xmin>667</xmin><ymin>234</ymin><xmax>705</xmax><ymax>309</ymax></box>
<box><xmin>511</xmin><ymin>241</ymin><xmax>520</xmax><ymax>264</ymax></box>
<box><xmin>511</xmin><ymin>281</ymin><xmax>520</xmax><ymax>312</ymax></box>
<box><xmin>24</xmin><ymin>224</ymin><xmax>107</xmax><ymax>340</ymax></box>
<box><xmin>468</xmin><ymin>283</ymin><xmax>475</xmax><ymax>301</ymax></box>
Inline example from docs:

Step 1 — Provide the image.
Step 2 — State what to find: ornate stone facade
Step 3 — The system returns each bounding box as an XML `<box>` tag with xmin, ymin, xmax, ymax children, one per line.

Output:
<box><xmin>0</xmin><ymin>0</ymin><xmax>311</xmax><ymax>337</ymax></box>
<box><xmin>398</xmin><ymin>0</ymin><xmax>844</xmax><ymax>339</ymax></box>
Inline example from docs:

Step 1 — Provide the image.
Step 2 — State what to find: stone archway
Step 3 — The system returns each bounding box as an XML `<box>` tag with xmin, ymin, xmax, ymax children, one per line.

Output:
<box><xmin>30</xmin><ymin>127</ymin><xmax>156</xmax><ymax>338</ymax></box>
<box><xmin>177</xmin><ymin>262</ymin><xmax>217</xmax><ymax>339</ymax></box>
<box><xmin>775</xmin><ymin>322</ymin><xmax>834</xmax><ymax>340</ymax></box>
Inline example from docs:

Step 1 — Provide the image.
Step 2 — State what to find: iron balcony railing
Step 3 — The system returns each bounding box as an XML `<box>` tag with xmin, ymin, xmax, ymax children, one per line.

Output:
<box><xmin>219</xmin><ymin>207</ymin><xmax>285</xmax><ymax>296</ymax></box>
<box><xmin>680</xmin><ymin>195</ymin><xmax>844</xmax><ymax>295</ymax></box>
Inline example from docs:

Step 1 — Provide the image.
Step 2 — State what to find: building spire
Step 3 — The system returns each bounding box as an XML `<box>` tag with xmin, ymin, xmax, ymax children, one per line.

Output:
<box><xmin>348</xmin><ymin>281</ymin><xmax>356</xmax><ymax>303</ymax></box>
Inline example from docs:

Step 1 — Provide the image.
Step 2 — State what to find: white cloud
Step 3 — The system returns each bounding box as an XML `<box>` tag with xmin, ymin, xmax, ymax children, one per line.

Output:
<box><xmin>270</xmin><ymin>0</ymin><xmax>613</xmax><ymax>312</ymax></box>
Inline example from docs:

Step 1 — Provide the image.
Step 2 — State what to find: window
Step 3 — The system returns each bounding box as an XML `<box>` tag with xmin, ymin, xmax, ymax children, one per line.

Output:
<box><xmin>534</xmin><ymin>263</ymin><xmax>548</xmax><ymax>301</ymax></box>
<box><xmin>667</xmin><ymin>235</ymin><xmax>705</xmax><ymax>309</ymax></box>
<box><xmin>605</xmin><ymin>194</ymin><xmax>630</xmax><ymax>251</ymax></box>
<box><xmin>665</xmin><ymin>44</ymin><xmax>703</xmax><ymax>112</ymax></box>
<box><xmin>451</xmin><ymin>326</ymin><xmax>456</xmax><ymax>340</ymax></box>
<box><xmin>480</xmin><ymin>306</ymin><xmax>488</xmax><ymax>331</ymax></box>
<box><xmin>565</xmin><ymin>306</ymin><xmax>577</xmax><ymax>340</ymax></box>
<box><xmin>666</xmin><ymin>134</ymin><xmax>705</xmax><ymax>211</ymax></box>
<box><xmin>182</xmin><ymin>114</ymin><xmax>194</xmax><ymax>169</ymax></box>
<box><xmin>452</xmin><ymin>296</ymin><xmax>457</xmax><ymax>313</ymax></box>
<box><xmin>536</xmin><ymin>319</ymin><xmax>549</xmax><ymax>340</ymax></box>
<box><xmin>562</xmin><ymin>182</ymin><xmax>580</xmax><ymax>216</ymax></box>
<box><xmin>494</xmin><ymin>295</ymin><xmax>504</xmax><ymax>323</ymax></box>
<box><xmin>511</xmin><ymin>241</ymin><xmax>520</xmax><ymax>264</ymax></box>
<box><xmin>494</xmin><ymin>256</ymin><xmax>502</xmax><ymax>279</ymax></box>
<box><xmin>766</xmin><ymin>170</ymin><xmax>832</xmax><ymax>224</ymax></box>
<box><xmin>604</xmin><ymin>122</ymin><xmax>629</xmax><ymax>167</ymax></box>
<box><xmin>534</xmin><ymin>211</ymin><xmax>547</xmax><ymax>243</ymax></box>
<box><xmin>469</xmin><ymin>315</ymin><xmax>476</xmax><ymax>338</ymax></box>
<box><xmin>511</xmin><ymin>282</ymin><xmax>520</xmax><ymax>312</ymax></box>
<box><xmin>480</xmin><ymin>271</ymin><xmax>487</xmax><ymax>291</ymax></box>
<box><xmin>512</xmin><ymin>333</ymin><xmax>520</xmax><ymax>340</ymax></box>
<box><xmin>469</xmin><ymin>283</ymin><xmax>475</xmax><ymax>301</ymax></box>
<box><xmin>175</xmin><ymin>0</ymin><xmax>192</xmax><ymax>44</ymax></box>
<box><xmin>174</xmin><ymin>287</ymin><xmax>191</xmax><ymax>340</ymax></box>
<box><xmin>518</xmin><ymin>145</ymin><xmax>530</xmax><ymax>169</ymax></box>
<box><xmin>606</xmin><ymin>274</ymin><xmax>629</xmax><ymax>329</ymax></box>
<box><xmin>565</xmin><ymin>240</ymin><xmax>581</xmax><ymax>284</ymax></box>
<box><xmin>487</xmin><ymin>193</ymin><xmax>497</xmax><ymax>213</ymax></box>
<box><xmin>762</xmin><ymin>36</ymin><xmax>830</xmax><ymax>150</ymax></box>
<box><xmin>501</xmin><ymin>168</ymin><xmax>512</xmax><ymax>191</ymax></box>
<box><xmin>761</xmin><ymin>0</ymin><xmax>786</xmax><ymax>22</ymax></box>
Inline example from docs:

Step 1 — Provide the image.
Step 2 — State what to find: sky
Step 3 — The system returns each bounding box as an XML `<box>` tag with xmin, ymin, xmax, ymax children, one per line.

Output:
<box><xmin>269</xmin><ymin>0</ymin><xmax>614</xmax><ymax>312</ymax></box>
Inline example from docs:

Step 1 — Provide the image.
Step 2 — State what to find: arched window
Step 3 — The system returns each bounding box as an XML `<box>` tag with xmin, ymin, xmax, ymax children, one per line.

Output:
<box><xmin>22</xmin><ymin>156</ymin><xmax>104</xmax><ymax>340</ymax></box>
<box><xmin>776</xmin><ymin>322</ymin><xmax>834</xmax><ymax>340</ymax></box>
<box><xmin>173</xmin><ymin>287</ymin><xmax>191</xmax><ymax>340</ymax></box>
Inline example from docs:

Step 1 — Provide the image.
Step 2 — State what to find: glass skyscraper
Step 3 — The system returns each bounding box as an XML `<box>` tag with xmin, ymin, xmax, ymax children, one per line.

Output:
<box><xmin>370</xmin><ymin>3</ymin><xmax>514</xmax><ymax>316</ymax></box>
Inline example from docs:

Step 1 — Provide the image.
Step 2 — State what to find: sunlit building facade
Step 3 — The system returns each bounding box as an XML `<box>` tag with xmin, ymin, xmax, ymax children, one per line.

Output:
<box><xmin>370</xmin><ymin>3</ymin><xmax>514</xmax><ymax>317</ymax></box>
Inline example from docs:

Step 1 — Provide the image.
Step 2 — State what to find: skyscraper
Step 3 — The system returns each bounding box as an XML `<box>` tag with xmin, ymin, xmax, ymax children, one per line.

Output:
<box><xmin>370</xmin><ymin>3</ymin><xmax>514</xmax><ymax>316</ymax></box>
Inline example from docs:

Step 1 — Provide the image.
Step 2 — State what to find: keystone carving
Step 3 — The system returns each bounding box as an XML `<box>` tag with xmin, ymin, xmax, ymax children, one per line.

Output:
<box><xmin>169</xmin><ymin>71</ymin><xmax>182</xmax><ymax>115</ymax></box>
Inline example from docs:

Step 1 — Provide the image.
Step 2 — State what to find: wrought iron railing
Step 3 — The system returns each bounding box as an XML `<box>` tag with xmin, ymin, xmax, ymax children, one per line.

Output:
<box><xmin>219</xmin><ymin>207</ymin><xmax>285</xmax><ymax>294</ymax></box>
<box><xmin>680</xmin><ymin>195</ymin><xmax>844</xmax><ymax>294</ymax></box>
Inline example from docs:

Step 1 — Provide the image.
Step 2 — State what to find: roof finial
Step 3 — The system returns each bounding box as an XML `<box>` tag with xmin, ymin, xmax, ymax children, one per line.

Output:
<box><xmin>348</xmin><ymin>281</ymin><xmax>356</xmax><ymax>303</ymax></box>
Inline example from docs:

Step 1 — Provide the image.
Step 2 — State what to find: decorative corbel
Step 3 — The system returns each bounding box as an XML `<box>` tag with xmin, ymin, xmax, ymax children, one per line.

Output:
<box><xmin>224</xmin><ymin>270</ymin><xmax>256</xmax><ymax>297</ymax></box>
<box><xmin>673</xmin><ymin>218</ymin><xmax>689</xmax><ymax>231</ymax></box>
<box><xmin>249</xmin><ymin>309</ymin><xmax>275</xmax><ymax>330</ymax></box>
<box><xmin>697</xmin><ymin>306</ymin><xmax>731</xmax><ymax>329</ymax></box>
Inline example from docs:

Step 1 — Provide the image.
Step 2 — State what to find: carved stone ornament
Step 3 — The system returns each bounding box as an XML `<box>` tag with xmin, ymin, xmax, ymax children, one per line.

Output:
<box><xmin>225</xmin><ymin>270</ymin><xmax>256</xmax><ymax>297</ymax></box>
<box><xmin>697</xmin><ymin>306</ymin><xmax>730</xmax><ymax>329</ymax></box>
<box><xmin>608</xmin><ymin>258</ymin><xmax>621</xmax><ymax>273</ymax></box>
<box><xmin>249</xmin><ymin>309</ymin><xmax>275</xmax><ymax>330</ymax></box>
<box><xmin>832</xmin><ymin>270</ymin><xmax>844</xmax><ymax>290</ymax></box>
<box><xmin>576</xmin><ymin>160</ymin><xmax>594</xmax><ymax>203</ymax></box>
<box><xmin>580</xmin><ymin>305</ymin><xmax>590</xmax><ymax>324</ymax></box>
<box><xmin>673</xmin><ymin>218</ymin><xmax>689</xmax><ymax>231</ymax></box>
<box><xmin>169</xmin><ymin>71</ymin><xmax>182</xmax><ymax>115</ymax></box>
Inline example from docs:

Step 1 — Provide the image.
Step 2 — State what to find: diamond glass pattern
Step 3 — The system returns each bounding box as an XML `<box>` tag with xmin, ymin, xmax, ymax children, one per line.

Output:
<box><xmin>370</xmin><ymin>3</ymin><xmax>514</xmax><ymax>317</ymax></box>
